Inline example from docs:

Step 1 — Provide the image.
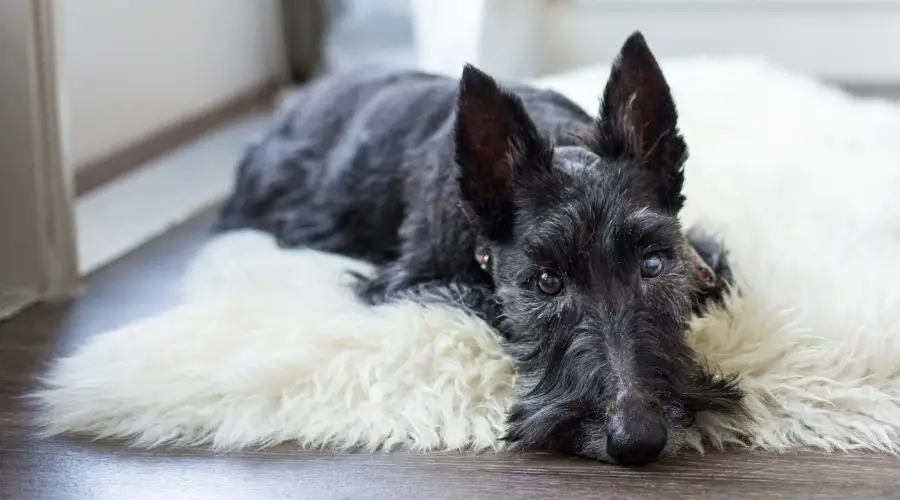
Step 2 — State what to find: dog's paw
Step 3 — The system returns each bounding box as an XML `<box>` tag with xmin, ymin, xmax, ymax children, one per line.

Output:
<box><xmin>685</xmin><ymin>227</ymin><xmax>735</xmax><ymax>314</ymax></box>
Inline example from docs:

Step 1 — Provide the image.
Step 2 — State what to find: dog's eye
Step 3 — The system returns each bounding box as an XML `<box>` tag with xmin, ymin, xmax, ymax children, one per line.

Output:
<box><xmin>537</xmin><ymin>270</ymin><xmax>563</xmax><ymax>295</ymax></box>
<box><xmin>640</xmin><ymin>253</ymin><xmax>665</xmax><ymax>279</ymax></box>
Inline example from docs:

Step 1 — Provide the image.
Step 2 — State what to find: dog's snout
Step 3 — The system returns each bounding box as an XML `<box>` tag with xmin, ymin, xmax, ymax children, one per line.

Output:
<box><xmin>606</xmin><ymin>404</ymin><xmax>667</xmax><ymax>466</ymax></box>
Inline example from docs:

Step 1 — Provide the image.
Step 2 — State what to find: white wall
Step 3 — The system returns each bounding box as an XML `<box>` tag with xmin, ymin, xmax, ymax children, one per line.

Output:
<box><xmin>544</xmin><ymin>1</ymin><xmax>900</xmax><ymax>83</ymax></box>
<box><xmin>412</xmin><ymin>0</ymin><xmax>900</xmax><ymax>83</ymax></box>
<box><xmin>56</xmin><ymin>0</ymin><xmax>287</xmax><ymax>169</ymax></box>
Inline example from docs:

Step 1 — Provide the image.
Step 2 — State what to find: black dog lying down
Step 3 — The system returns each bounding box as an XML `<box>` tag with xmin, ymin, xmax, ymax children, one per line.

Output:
<box><xmin>217</xmin><ymin>32</ymin><xmax>742</xmax><ymax>466</ymax></box>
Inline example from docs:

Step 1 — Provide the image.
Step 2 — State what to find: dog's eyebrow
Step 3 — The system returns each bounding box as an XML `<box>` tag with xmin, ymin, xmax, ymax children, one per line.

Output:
<box><xmin>623</xmin><ymin>207</ymin><xmax>662</xmax><ymax>226</ymax></box>
<box><xmin>522</xmin><ymin>237</ymin><xmax>564</xmax><ymax>264</ymax></box>
<box><xmin>619</xmin><ymin>208</ymin><xmax>679</xmax><ymax>247</ymax></box>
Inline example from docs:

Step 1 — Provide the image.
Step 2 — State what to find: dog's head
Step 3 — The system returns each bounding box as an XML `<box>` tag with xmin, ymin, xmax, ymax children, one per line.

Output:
<box><xmin>454</xmin><ymin>32</ymin><xmax>742</xmax><ymax>465</ymax></box>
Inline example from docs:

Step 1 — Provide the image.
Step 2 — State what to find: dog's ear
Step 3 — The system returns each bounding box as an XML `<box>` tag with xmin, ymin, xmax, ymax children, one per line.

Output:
<box><xmin>595</xmin><ymin>31</ymin><xmax>687</xmax><ymax>213</ymax></box>
<box><xmin>455</xmin><ymin>64</ymin><xmax>549</xmax><ymax>241</ymax></box>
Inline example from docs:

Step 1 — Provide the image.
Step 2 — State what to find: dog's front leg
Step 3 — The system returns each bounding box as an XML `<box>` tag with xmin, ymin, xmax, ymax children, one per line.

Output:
<box><xmin>352</xmin><ymin>263</ymin><xmax>505</xmax><ymax>330</ymax></box>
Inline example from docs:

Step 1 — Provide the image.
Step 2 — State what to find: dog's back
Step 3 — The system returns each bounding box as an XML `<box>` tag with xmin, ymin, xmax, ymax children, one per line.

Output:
<box><xmin>217</xmin><ymin>67</ymin><xmax>454</xmax><ymax>262</ymax></box>
<box><xmin>217</xmin><ymin>66</ymin><xmax>593</xmax><ymax>263</ymax></box>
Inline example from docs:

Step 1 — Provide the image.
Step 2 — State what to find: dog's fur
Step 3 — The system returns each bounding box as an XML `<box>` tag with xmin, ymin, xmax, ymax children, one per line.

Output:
<box><xmin>216</xmin><ymin>32</ymin><xmax>743</xmax><ymax>465</ymax></box>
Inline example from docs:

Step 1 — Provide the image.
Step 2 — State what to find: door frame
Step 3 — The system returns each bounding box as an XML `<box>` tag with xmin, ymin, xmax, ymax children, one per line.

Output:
<box><xmin>0</xmin><ymin>0</ymin><xmax>79</xmax><ymax>319</ymax></box>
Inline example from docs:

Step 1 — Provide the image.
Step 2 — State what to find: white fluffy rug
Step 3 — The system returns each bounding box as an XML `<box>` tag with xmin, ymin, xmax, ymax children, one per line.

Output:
<box><xmin>34</xmin><ymin>58</ymin><xmax>900</xmax><ymax>456</ymax></box>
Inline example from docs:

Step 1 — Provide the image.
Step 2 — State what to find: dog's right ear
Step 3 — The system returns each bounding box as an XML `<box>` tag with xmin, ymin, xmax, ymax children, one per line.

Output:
<box><xmin>455</xmin><ymin>64</ymin><xmax>549</xmax><ymax>241</ymax></box>
<box><xmin>594</xmin><ymin>31</ymin><xmax>688</xmax><ymax>213</ymax></box>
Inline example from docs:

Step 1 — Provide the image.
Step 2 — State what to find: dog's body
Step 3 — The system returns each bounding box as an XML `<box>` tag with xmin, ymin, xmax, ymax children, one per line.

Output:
<box><xmin>218</xmin><ymin>33</ymin><xmax>742</xmax><ymax>465</ymax></box>
<box><xmin>217</xmin><ymin>66</ymin><xmax>602</xmax><ymax>321</ymax></box>
<box><xmin>217</xmin><ymin>66</ymin><xmax>591</xmax><ymax>274</ymax></box>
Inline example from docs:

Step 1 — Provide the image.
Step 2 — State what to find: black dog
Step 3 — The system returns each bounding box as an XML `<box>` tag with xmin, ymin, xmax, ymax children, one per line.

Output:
<box><xmin>217</xmin><ymin>31</ymin><xmax>743</xmax><ymax>466</ymax></box>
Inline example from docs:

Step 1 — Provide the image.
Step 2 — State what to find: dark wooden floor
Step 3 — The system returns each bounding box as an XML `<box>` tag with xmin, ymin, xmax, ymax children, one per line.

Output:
<box><xmin>3</xmin><ymin>208</ymin><xmax>900</xmax><ymax>500</ymax></box>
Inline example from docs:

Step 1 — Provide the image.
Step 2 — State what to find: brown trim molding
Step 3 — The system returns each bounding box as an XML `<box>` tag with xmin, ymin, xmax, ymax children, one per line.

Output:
<box><xmin>73</xmin><ymin>81</ymin><xmax>282</xmax><ymax>196</ymax></box>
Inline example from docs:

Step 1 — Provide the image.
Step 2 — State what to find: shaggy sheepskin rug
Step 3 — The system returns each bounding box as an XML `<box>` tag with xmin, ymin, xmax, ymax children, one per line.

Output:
<box><xmin>34</xmin><ymin>58</ymin><xmax>900</xmax><ymax>456</ymax></box>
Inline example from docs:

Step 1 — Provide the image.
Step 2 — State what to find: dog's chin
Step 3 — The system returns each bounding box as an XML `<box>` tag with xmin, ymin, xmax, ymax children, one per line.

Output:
<box><xmin>504</xmin><ymin>412</ymin><xmax>688</xmax><ymax>465</ymax></box>
<box><xmin>502</xmin><ymin>399</ymin><xmax>689</xmax><ymax>465</ymax></box>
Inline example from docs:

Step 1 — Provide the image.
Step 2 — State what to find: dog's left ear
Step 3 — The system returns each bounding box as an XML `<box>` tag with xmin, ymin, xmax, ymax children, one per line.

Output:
<box><xmin>595</xmin><ymin>31</ymin><xmax>687</xmax><ymax>213</ymax></box>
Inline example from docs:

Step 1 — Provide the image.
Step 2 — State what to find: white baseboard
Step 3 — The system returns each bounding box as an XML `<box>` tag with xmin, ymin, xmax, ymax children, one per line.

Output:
<box><xmin>75</xmin><ymin>111</ymin><xmax>272</xmax><ymax>275</ymax></box>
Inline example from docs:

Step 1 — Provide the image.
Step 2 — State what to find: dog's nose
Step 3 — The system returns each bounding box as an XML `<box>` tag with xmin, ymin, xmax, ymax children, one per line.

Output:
<box><xmin>606</xmin><ymin>415</ymin><xmax>667</xmax><ymax>466</ymax></box>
